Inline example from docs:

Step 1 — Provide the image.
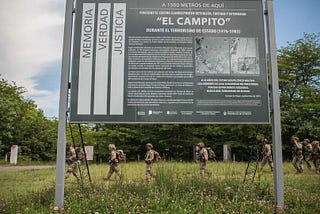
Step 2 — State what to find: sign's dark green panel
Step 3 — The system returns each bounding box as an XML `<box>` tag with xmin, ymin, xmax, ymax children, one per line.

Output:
<box><xmin>70</xmin><ymin>0</ymin><xmax>270</xmax><ymax>123</ymax></box>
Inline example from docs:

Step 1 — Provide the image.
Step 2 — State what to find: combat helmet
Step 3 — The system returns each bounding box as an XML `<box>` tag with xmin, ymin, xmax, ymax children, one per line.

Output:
<box><xmin>146</xmin><ymin>143</ymin><xmax>153</xmax><ymax>149</ymax></box>
<box><xmin>108</xmin><ymin>144</ymin><xmax>116</xmax><ymax>150</ymax></box>
<box><xmin>303</xmin><ymin>138</ymin><xmax>310</xmax><ymax>144</ymax></box>
<box><xmin>197</xmin><ymin>141</ymin><xmax>205</xmax><ymax>148</ymax></box>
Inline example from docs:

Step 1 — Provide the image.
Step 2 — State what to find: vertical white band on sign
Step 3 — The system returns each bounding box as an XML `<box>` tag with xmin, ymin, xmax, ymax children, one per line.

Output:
<box><xmin>78</xmin><ymin>3</ymin><xmax>96</xmax><ymax>115</ymax></box>
<box><xmin>110</xmin><ymin>3</ymin><xmax>126</xmax><ymax>115</ymax></box>
<box><xmin>94</xmin><ymin>3</ymin><xmax>111</xmax><ymax>115</ymax></box>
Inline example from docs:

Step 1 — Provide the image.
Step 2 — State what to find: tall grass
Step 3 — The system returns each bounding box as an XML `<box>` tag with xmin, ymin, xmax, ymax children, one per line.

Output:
<box><xmin>0</xmin><ymin>162</ymin><xmax>319</xmax><ymax>213</ymax></box>
<box><xmin>0</xmin><ymin>168</ymin><xmax>55</xmax><ymax>199</ymax></box>
<box><xmin>0</xmin><ymin>160</ymin><xmax>56</xmax><ymax>166</ymax></box>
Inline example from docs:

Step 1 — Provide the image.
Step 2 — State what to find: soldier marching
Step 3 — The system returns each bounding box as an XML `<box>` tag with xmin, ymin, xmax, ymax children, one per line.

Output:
<box><xmin>197</xmin><ymin>141</ymin><xmax>211</xmax><ymax>176</ymax></box>
<box><xmin>145</xmin><ymin>143</ymin><xmax>155</xmax><ymax>181</ymax></box>
<box><xmin>289</xmin><ymin>136</ymin><xmax>320</xmax><ymax>175</ymax></box>
<box><xmin>104</xmin><ymin>144</ymin><xmax>122</xmax><ymax>180</ymax></box>
<box><xmin>65</xmin><ymin>142</ymin><xmax>81</xmax><ymax>181</ymax></box>
<box><xmin>260</xmin><ymin>139</ymin><xmax>274</xmax><ymax>172</ymax></box>
<box><xmin>302</xmin><ymin>138</ymin><xmax>313</xmax><ymax>170</ymax></box>
<box><xmin>64</xmin><ymin>136</ymin><xmax>320</xmax><ymax>185</ymax></box>
<box><xmin>292</xmin><ymin>137</ymin><xmax>304</xmax><ymax>174</ymax></box>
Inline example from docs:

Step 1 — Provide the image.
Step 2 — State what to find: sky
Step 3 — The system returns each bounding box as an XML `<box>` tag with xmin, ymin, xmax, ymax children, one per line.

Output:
<box><xmin>0</xmin><ymin>0</ymin><xmax>319</xmax><ymax>118</ymax></box>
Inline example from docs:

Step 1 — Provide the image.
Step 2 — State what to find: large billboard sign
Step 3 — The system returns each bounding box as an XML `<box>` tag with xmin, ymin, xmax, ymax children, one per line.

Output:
<box><xmin>70</xmin><ymin>0</ymin><xmax>270</xmax><ymax>123</ymax></box>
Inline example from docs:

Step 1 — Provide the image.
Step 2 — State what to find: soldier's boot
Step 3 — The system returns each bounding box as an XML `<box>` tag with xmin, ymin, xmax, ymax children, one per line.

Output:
<box><xmin>146</xmin><ymin>174</ymin><xmax>151</xmax><ymax>182</ymax></box>
<box><xmin>116</xmin><ymin>171</ymin><xmax>123</xmax><ymax>180</ymax></box>
<box><xmin>293</xmin><ymin>162</ymin><xmax>300</xmax><ymax>174</ymax></box>
<box><xmin>270</xmin><ymin>163</ymin><xmax>274</xmax><ymax>172</ymax></box>
<box><xmin>150</xmin><ymin>170</ymin><xmax>156</xmax><ymax>178</ymax></box>
<box><xmin>300</xmin><ymin>165</ymin><xmax>304</xmax><ymax>173</ymax></box>
<box><xmin>305</xmin><ymin>160</ymin><xmax>312</xmax><ymax>170</ymax></box>
<box><xmin>64</xmin><ymin>172</ymin><xmax>70</xmax><ymax>179</ymax></box>
<box><xmin>206</xmin><ymin>171</ymin><xmax>212</xmax><ymax>176</ymax></box>
<box><xmin>104</xmin><ymin>172</ymin><xmax>113</xmax><ymax>181</ymax></box>
<box><xmin>145</xmin><ymin>170</ymin><xmax>153</xmax><ymax>181</ymax></box>
<box><xmin>72</xmin><ymin>171</ymin><xmax>81</xmax><ymax>181</ymax></box>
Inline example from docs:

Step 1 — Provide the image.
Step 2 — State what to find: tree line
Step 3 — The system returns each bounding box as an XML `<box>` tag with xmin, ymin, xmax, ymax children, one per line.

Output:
<box><xmin>0</xmin><ymin>33</ymin><xmax>319</xmax><ymax>162</ymax></box>
<box><xmin>0</xmin><ymin>78</ymin><xmax>57</xmax><ymax>161</ymax></box>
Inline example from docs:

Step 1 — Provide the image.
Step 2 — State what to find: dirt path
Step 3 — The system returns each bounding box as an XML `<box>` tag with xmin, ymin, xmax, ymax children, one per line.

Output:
<box><xmin>0</xmin><ymin>165</ymin><xmax>55</xmax><ymax>171</ymax></box>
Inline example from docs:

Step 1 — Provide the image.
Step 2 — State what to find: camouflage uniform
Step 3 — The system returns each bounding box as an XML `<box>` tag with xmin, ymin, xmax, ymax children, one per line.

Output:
<box><xmin>75</xmin><ymin>145</ymin><xmax>85</xmax><ymax>165</ymax></box>
<box><xmin>303</xmin><ymin>139</ymin><xmax>313</xmax><ymax>170</ymax></box>
<box><xmin>198</xmin><ymin>142</ymin><xmax>210</xmax><ymax>176</ymax></box>
<box><xmin>65</xmin><ymin>143</ymin><xmax>80</xmax><ymax>181</ymax></box>
<box><xmin>312</xmin><ymin>141</ymin><xmax>320</xmax><ymax>174</ymax></box>
<box><xmin>105</xmin><ymin>144</ymin><xmax>122</xmax><ymax>180</ymax></box>
<box><xmin>292</xmin><ymin>137</ymin><xmax>304</xmax><ymax>174</ymax></box>
<box><xmin>145</xmin><ymin>143</ymin><xmax>155</xmax><ymax>181</ymax></box>
<box><xmin>260</xmin><ymin>140</ymin><xmax>274</xmax><ymax>172</ymax></box>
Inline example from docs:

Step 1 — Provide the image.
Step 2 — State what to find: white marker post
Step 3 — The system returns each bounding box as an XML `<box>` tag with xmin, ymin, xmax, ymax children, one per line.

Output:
<box><xmin>55</xmin><ymin>0</ymin><xmax>74</xmax><ymax>209</ymax></box>
<box><xmin>265</xmin><ymin>0</ymin><xmax>285</xmax><ymax>209</ymax></box>
<box><xmin>84</xmin><ymin>146</ymin><xmax>94</xmax><ymax>161</ymax></box>
<box><xmin>10</xmin><ymin>145</ymin><xmax>18</xmax><ymax>165</ymax></box>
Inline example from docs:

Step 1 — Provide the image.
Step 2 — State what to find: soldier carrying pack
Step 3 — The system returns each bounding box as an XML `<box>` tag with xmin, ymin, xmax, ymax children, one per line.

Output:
<box><xmin>105</xmin><ymin>144</ymin><xmax>122</xmax><ymax>180</ymax></box>
<box><xmin>152</xmin><ymin>150</ymin><xmax>161</xmax><ymax>162</ymax></box>
<box><xmin>145</xmin><ymin>143</ymin><xmax>160</xmax><ymax>181</ymax></box>
<box><xmin>207</xmin><ymin>147</ymin><xmax>216</xmax><ymax>160</ymax></box>
<box><xmin>75</xmin><ymin>146</ymin><xmax>85</xmax><ymax>161</ymax></box>
<box><xmin>198</xmin><ymin>147</ymin><xmax>216</xmax><ymax>161</ymax></box>
<box><xmin>116</xmin><ymin>149</ymin><xmax>126</xmax><ymax>162</ymax></box>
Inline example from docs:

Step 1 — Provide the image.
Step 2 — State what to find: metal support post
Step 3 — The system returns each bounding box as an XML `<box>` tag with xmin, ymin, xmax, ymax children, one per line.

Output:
<box><xmin>54</xmin><ymin>0</ymin><xmax>74</xmax><ymax>208</ymax></box>
<box><xmin>265</xmin><ymin>0</ymin><xmax>285</xmax><ymax>209</ymax></box>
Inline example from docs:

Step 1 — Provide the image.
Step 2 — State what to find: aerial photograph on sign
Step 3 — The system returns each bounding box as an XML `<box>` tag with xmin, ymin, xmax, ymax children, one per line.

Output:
<box><xmin>195</xmin><ymin>37</ymin><xmax>230</xmax><ymax>75</ymax></box>
<box><xmin>230</xmin><ymin>37</ymin><xmax>260</xmax><ymax>75</ymax></box>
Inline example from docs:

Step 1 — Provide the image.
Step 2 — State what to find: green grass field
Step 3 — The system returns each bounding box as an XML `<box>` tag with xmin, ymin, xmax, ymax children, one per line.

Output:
<box><xmin>0</xmin><ymin>160</ymin><xmax>56</xmax><ymax>166</ymax></box>
<box><xmin>0</xmin><ymin>162</ymin><xmax>319</xmax><ymax>213</ymax></box>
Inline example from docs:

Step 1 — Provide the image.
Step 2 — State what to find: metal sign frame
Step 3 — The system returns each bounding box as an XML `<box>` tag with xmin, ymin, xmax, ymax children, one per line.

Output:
<box><xmin>265</xmin><ymin>0</ymin><xmax>284</xmax><ymax>208</ymax></box>
<box><xmin>55</xmin><ymin>0</ymin><xmax>284</xmax><ymax>209</ymax></box>
<box><xmin>54</xmin><ymin>0</ymin><xmax>74</xmax><ymax>208</ymax></box>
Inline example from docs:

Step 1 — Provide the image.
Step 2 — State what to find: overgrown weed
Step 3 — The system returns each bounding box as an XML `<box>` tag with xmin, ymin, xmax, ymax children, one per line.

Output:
<box><xmin>0</xmin><ymin>162</ymin><xmax>319</xmax><ymax>213</ymax></box>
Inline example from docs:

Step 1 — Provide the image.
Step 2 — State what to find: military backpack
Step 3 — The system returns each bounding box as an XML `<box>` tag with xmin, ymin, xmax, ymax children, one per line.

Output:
<box><xmin>153</xmin><ymin>150</ymin><xmax>161</xmax><ymax>162</ymax></box>
<box><xmin>207</xmin><ymin>148</ymin><xmax>216</xmax><ymax>160</ymax></box>
<box><xmin>116</xmin><ymin>150</ymin><xmax>126</xmax><ymax>162</ymax></box>
<box><xmin>75</xmin><ymin>148</ymin><xmax>85</xmax><ymax>161</ymax></box>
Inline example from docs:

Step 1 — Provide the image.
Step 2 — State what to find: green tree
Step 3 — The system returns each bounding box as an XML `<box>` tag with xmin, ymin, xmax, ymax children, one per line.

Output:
<box><xmin>278</xmin><ymin>33</ymin><xmax>320</xmax><ymax>154</ymax></box>
<box><xmin>0</xmin><ymin>78</ymin><xmax>57</xmax><ymax>161</ymax></box>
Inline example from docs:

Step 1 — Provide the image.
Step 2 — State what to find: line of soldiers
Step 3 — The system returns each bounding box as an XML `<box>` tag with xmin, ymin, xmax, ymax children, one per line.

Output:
<box><xmin>102</xmin><ymin>143</ymin><xmax>164</xmax><ymax>181</ymax></box>
<box><xmin>103</xmin><ymin>141</ymin><xmax>212</xmax><ymax>180</ymax></box>
<box><xmin>64</xmin><ymin>137</ymin><xmax>320</xmax><ymax>181</ymax></box>
<box><xmin>292</xmin><ymin>137</ymin><xmax>320</xmax><ymax>174</ymax></box>
<box><xmin>102</xmin><ymin>143</ymin><xmax>163</xmax><ymax>181</ymax></box>
<box><xmin>65</xmin><ymin>137</ymin><xmax>320</xmax><ymax>182</ymax></box>
<box><xmin>64</xmin><ymin>141</ymin><xmax>213</xmax><ymax>181</ymax></box>
<box><xmin>259</xmin><ymin>137</ymin><xmax>320</xmax><ymax>174</ymax></box>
